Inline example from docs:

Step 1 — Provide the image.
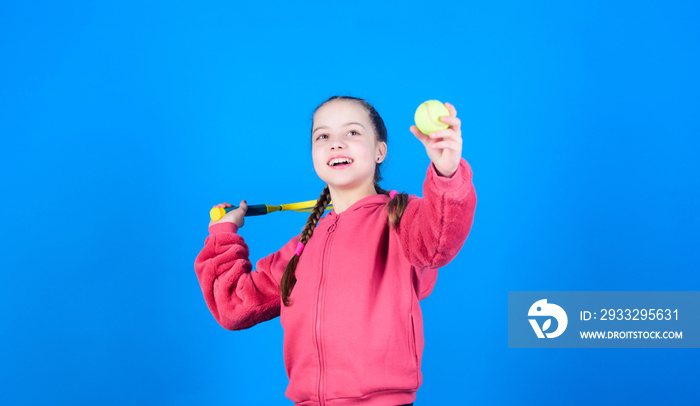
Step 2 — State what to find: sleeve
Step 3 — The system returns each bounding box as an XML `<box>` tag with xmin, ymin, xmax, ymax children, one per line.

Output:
<box><xmin>193</xmin><ymin>221</ymin><xmax>300</xmax><ymax>331</ymax></box>
<box><xmin>397</xmin><ymin>157</ymin><xmax>477</xmax><ymax>270</ymax></box>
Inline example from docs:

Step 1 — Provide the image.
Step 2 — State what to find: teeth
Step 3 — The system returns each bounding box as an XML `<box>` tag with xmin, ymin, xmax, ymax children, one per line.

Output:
<box><xmin>329</xmin><ymin>157</ymin><xmax>353</xmax><ymax>166</ymax></box>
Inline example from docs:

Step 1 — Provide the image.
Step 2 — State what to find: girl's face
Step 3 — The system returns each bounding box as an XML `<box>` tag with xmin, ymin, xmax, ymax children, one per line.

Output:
<box><xmin>311</xmin><ymin>100</ymin><xmax>386</xmax><ymax>191</ymax></box>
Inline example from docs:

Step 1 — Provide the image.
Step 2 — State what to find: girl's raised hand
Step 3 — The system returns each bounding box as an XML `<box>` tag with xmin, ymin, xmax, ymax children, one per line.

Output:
<box><xmin>409</xmin><ymin>102</ymin><xmax>462</xmax><ymax>177</ymax></box>
<box><xmin>208</xmin><ymin>200</ymin><xmax>248</xmax><ymax>229</ymax></box>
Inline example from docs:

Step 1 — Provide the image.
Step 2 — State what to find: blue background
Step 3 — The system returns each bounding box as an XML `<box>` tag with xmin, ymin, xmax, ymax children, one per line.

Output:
<box><xmin>1</xmin><ymin>1</ymin><xmax>698</xmax><ymax>405</ymax></box>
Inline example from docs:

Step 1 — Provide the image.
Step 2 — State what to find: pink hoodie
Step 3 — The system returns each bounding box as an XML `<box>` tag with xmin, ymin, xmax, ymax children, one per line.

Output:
<box><xmin>195</xmin><ymin>158</ymin><xmax>476</xmax><ymax>405</ymax></box>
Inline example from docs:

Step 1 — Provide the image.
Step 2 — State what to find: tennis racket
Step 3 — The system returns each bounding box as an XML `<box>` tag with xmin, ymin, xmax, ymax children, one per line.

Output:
<box><xmin>210</xmin><ymin>199</ymin><xmax>334</xmax><ymax>221</ymax></box>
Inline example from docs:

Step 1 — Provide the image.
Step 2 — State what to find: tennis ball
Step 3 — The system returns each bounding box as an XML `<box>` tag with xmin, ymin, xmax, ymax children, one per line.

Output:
<box><xmin>414</xmin><ymin>100</ymin><xmax>450</xmax><ymax>135</ymax></box>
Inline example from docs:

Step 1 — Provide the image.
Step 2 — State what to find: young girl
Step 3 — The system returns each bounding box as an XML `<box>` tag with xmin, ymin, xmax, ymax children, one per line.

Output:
<box><xmin>194</xmin><ymin>96</ymin><xmax>476</xmax><ymax>405</ymax></box>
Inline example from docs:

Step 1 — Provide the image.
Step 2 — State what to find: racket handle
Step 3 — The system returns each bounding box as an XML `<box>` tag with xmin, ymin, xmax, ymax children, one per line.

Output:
<box><xmin>210</xmin><ymin>204</ymin><xmax>271</xmax><ymax>221</ymax></box>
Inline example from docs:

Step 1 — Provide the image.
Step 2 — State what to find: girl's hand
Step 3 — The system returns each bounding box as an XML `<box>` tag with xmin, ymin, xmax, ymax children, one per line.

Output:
<box><xmin>409</xmin><ymin>102</ymin><xmax>462</xmax><ymax>177</ymax></box>
<box><xmin>209</xmin><ymin>200</ymin><xmax>248</xmax><ymax>229</ymax></box>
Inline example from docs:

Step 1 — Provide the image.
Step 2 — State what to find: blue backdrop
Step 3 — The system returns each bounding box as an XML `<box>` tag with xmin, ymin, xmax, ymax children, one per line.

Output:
<box><xmin>2</xmin><ymin>1</ymin><xmax>699</xmax><ymax>405</ymax></box>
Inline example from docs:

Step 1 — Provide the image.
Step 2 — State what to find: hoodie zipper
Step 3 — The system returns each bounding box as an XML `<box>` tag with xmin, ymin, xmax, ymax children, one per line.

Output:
<box><xmin>316</xmin><ymin>214</ymin><xmax>339</xmax><ymax>406</ymax></box>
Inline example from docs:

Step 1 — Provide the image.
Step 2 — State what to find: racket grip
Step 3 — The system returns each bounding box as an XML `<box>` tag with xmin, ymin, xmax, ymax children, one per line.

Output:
<box><xmin>209</xmin><ymin>204</ymin><xmax>269</xmax><ymax>221</ymax></box>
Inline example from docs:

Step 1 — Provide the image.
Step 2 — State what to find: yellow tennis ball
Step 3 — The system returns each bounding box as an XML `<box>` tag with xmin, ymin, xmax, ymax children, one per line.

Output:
<box><xmin>414</xmin><ymin>100</ymin><xmax>450</xmax><ymax>135</ymax></box>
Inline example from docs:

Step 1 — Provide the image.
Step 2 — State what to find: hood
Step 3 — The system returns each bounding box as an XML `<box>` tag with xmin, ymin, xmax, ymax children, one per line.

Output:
<box><xmin>326</xmin><ymin>193</ymin><xmax>392</xmax><ymax>219</ymax></box>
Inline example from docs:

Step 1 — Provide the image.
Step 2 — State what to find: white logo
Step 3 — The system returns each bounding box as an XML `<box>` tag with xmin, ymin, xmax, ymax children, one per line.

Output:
<box><xmin>528</xmin><ymin>299</ymin><xmax>568</xmax><ymax>338</ymax></box>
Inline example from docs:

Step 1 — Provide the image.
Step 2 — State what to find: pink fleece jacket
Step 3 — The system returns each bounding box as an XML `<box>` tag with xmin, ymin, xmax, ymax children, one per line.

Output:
<box><xmin>194</xmin><ymin>158</ymin><xmax>476</xmax><ymax>406</ymax></box>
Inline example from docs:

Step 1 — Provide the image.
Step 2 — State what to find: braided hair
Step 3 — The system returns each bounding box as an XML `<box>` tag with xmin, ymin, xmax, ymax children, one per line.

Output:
<box><xmin>279</xmin><ymin>96</ymin><xmax>409</xmax><ymax>306</ymax></box>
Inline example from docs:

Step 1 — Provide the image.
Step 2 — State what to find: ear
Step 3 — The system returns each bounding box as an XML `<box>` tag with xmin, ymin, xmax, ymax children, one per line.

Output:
<box><xmin>376</xmin><ymin>141</ymin><xmax>388</xmax><ymax>163</ymax></box>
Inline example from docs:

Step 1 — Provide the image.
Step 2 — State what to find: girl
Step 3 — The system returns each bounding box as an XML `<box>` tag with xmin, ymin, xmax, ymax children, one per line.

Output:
<box><xmin>194</xmin><ymin>96</ymin><xmax>476</xmax><ymax>405</ymax></box>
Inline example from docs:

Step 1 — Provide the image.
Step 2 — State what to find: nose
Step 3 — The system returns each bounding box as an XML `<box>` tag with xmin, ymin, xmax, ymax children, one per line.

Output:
<box><xmin>330</xmin><ymin>136</ymin><xmax>347</xmax><ymax>150</ymax></box>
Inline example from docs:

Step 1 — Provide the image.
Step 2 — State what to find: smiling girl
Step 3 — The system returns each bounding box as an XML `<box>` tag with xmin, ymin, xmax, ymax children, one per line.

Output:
<box><xmin>195</xmin><ymin>96</ymin><xmax>477</xmax><ymax>405</ymax></box>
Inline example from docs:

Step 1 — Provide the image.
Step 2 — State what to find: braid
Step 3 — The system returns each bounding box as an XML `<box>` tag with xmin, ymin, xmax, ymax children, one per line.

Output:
<box><xmin>280</xmin><ymin>185</ymin><xmax>331</xmax><ymax>306</ymax></box>
<box><xmin>374</xmin><ymin>183</ymin><xmax>408</xmax><ymax>230</ymax></box>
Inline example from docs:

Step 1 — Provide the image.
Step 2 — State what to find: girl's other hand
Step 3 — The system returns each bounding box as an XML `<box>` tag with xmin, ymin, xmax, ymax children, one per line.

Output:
<box><xmin>209</xmin><ymin>200</ymin><xmax>248</xmax><ymax>229</ymax></box>
<box><xmin>409</xmin><ymin>102</ymin><xmax>462</xmax><ymax>177</ymax></box>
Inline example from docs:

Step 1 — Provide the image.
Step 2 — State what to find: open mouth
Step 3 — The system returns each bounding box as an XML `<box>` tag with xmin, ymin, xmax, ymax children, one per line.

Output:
<box><xmin>327</xmin><ymin>157</ymin><xmax>354</xmax><ymax>168</ymax></box>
